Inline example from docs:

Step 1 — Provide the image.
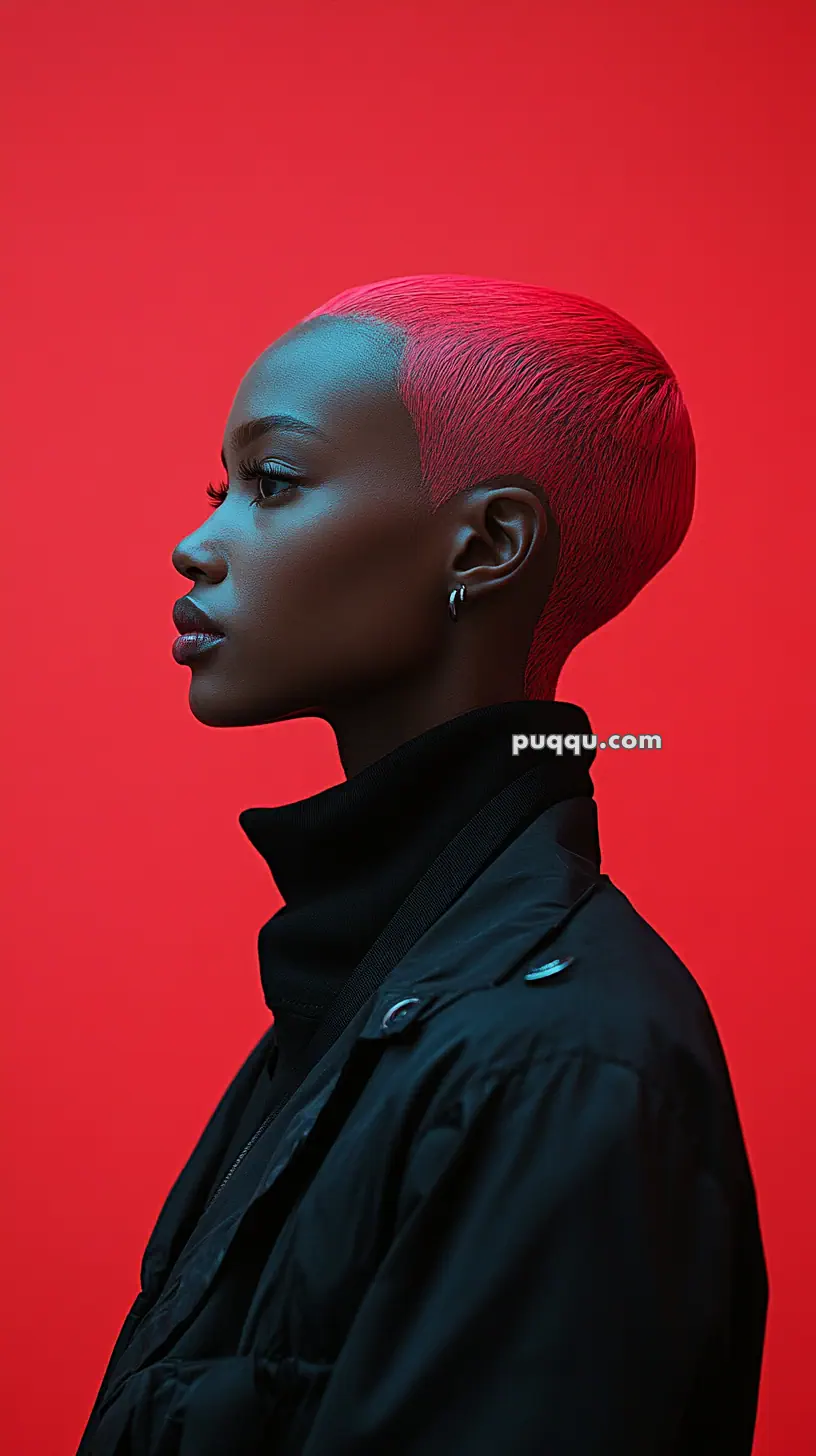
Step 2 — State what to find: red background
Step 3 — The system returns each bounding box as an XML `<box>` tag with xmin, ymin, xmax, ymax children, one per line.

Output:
<box><xmin>2</xmin><ymin>1</ymin><xmax>814</xmax><ymax>1450</ymax></box>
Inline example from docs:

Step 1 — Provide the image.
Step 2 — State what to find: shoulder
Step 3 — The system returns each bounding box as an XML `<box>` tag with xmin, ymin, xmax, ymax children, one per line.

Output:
<box><xmin>415</xmin><ymin>876</ymin><xmax>749</xmax><ymax>1183</ymax></box>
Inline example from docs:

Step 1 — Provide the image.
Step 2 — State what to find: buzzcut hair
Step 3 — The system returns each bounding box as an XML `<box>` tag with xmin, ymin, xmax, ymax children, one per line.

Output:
<box><xmin>299</xmin><ymin>273</ymin><xmax>696</xmax><ymax>698</ymax></box>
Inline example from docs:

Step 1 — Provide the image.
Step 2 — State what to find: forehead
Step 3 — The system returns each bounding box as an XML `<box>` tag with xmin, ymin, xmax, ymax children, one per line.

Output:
<box><xmin>226</xmin><ymin>315</ymin><xmax>407</xmax><ymax>448</ymax></box>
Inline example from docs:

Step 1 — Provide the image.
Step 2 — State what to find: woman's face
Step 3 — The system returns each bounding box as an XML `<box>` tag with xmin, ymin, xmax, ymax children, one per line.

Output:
<box><xmin>171</xmin><ymin>314</ymin><xmax>447</xmax><ymax>730</ymax></box>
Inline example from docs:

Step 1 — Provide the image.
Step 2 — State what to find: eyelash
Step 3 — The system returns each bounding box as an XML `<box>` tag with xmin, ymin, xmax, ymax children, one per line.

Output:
<box><xmin>206</xmin><ymin>455</ymin><xmax>301</xmax><ymax>510</ymax></box>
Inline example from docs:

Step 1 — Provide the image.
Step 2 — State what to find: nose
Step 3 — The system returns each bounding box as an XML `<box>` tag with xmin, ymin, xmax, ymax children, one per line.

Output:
<box><xmin>172</xmin><ymin>538</ymin><xmax>195</xmax><ymax>580</ymax></box>
<box><xmin>171</xmin><ymin>531</ymin><xmax>226</xmax><ymax>584</ymax></box>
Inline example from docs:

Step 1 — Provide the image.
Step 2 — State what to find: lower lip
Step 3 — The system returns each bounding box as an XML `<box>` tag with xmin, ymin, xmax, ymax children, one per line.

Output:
<box><xmin>172</xmin><ymin>632</ymin><xmax>226</xmax><ymax>664</ymax></box>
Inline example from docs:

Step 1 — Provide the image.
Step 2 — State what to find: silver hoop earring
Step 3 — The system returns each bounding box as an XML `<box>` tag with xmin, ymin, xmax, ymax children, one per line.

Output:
<box><xmin>448</xmin><ymin>584</ymin><xmax>466</xmax><ymax>621</ymax></box>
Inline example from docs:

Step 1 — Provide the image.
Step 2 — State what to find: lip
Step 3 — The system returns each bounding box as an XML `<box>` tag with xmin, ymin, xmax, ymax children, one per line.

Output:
<box><xmin>172</xmin><ymin>597</ymin><xmax>225</xmax><ymax>635</ymax></box>
<box><xmin>172</xmin><ymin>631</ymin><xmax>225</xmax><ymax>665</ymax></box>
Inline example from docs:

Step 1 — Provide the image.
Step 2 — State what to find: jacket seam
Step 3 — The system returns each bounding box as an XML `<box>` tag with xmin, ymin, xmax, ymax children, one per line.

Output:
<box><xmin>432</xmin><ymin>1046</ymin><xmax>733</xmax><ymax>1191</ymax></box>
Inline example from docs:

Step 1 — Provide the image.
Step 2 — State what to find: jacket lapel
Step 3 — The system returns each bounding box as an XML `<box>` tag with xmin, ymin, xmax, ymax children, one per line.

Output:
<box><xmin>96</xmin><ymin>1052</ymin><xmax>355</xmax><ymax>1401</ymax></box>
<box><xmin>137</xmin><ymin>1025</ymin><xmax>277</xmax><ymax>1304</ymax></box>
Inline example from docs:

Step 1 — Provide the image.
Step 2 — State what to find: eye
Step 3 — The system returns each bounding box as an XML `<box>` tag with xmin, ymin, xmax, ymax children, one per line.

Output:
<box><xmin>206</xmin><ymin>458</ymin><xmax>302</xmax><ymax>510</ymax></box>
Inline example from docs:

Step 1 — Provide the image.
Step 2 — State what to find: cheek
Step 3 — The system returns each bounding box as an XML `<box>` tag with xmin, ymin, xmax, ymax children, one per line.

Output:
<box><xmin>260</xmin><ymin>507</ymin><xmax>440</xmax><ymax>668</ymax></box>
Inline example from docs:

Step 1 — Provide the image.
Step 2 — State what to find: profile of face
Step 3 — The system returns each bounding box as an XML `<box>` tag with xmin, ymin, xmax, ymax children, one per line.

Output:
<box><xmin>171</xmin><ymin>314</ymin><xmax>552</xmax><ymax>762</ymax></box>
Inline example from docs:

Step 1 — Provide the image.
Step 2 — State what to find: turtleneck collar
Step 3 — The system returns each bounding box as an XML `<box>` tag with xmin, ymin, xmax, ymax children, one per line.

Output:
<box><xmin>240</xmin><ymin>700</ymin><xmax>594</xmax><ymax>907</ymax></box>
<box><xmin>238</xmin><ymin>699</ymin><xmax>596</xmax><ymax>1080</ymax></box>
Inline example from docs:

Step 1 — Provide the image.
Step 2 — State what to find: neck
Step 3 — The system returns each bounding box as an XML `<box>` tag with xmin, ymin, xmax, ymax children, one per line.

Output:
<box><xmin>321</xmin><ymin>679</ymin><xmax>545</xmax><ymax>780</ymax></box>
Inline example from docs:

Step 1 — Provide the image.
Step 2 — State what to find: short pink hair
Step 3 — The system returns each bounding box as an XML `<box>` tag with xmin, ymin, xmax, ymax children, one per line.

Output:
<box><xmin>300</xmin><ymin>274</ymin><xmax>695</xmax><ymax>697</ymax></box>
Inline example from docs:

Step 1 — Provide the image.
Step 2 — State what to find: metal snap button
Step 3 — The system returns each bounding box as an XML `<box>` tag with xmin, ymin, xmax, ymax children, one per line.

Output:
<box><xmin>524</xmin><ymin>955</ymin><xmax>575</xmax><ymax>982</ymax></box>
<box><xmin>381</xmin><ymin>997</ymin><xmax>421</xmax><ymax>1032</ymax></box>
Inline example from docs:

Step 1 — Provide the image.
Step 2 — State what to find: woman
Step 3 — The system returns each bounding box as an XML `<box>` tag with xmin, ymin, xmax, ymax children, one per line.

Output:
<box><xmin>77</xmin><ymin>275</ymin><xmax>767</xmax><ymax>1454</ymax></box>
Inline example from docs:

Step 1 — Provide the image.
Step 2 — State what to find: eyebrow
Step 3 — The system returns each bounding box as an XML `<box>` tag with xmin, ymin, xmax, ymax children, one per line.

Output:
<box><xmin>221</xmin><ymin>413</ymin><xmax>330</xmax><ymax>467</ymax></box>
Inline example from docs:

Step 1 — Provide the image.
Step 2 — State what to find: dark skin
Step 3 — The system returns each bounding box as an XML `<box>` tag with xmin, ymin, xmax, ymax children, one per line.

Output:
<box><xmin>171</xmin><ymin>314</ymin><xmax>560</xmax><ymax>779</ymax></box>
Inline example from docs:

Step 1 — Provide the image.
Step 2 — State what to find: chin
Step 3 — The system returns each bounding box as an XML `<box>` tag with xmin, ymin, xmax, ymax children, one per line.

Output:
<box><xmin>185</xmin><ymin>677</ymin><xmax>259</xmax><ymax>728</ymax></box>
<box><xmin>186</xmin><ymin>676</ymin><xmax>314</xmax><ymax>730</ymax></box>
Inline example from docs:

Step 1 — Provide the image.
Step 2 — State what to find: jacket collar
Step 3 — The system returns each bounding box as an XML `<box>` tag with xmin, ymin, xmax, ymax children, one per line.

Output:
<box><xmin>360</xmin><ymin>793</ymin><xmax>603</xmax><ymax>1012</ymax></box>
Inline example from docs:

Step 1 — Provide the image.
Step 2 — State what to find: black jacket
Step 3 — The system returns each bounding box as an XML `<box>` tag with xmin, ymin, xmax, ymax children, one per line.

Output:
<box><xmin>78</xmin><ymin>795</ymin><xmax>768</xmax><ymax>1454</ymax></box>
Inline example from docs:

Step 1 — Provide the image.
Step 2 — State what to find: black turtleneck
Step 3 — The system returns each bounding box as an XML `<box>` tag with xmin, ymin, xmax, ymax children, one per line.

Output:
<box><xmin>206</xmin><ymin>700</ymin><xmax>595</xmax><ymax>1194</ymax></box>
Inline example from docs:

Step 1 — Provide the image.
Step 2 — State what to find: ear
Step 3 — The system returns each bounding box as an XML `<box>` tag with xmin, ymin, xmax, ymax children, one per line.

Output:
<box><xmin>444</xmin><ymin>473</ymin><xmax>560</xmax><ymax>606</ymax></box>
